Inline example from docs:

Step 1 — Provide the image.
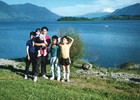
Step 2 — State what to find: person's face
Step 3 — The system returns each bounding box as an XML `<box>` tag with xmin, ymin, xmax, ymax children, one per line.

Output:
<box><xmin>42</xmin><ymin>29</ymin><xmax>48</xmax><ymax>35</ymax></box>
<box><xmin>62</xmin><ymin>38</ymin><xmax>68</xmax><ymax>44</ymax></box>
<box><xmin>30</xmin><ymin>35</ymin><xmax>34</xmax><ymax>40</ymax></box>
<box><xmin>36</xmin><ymin>31</ymin><xmax>40</xmax><ymax>35</ymax></box>
<box><xmin>52</xmin><ymin>38</ymin><xmax>57</xmax><ymax>45</ymax></box>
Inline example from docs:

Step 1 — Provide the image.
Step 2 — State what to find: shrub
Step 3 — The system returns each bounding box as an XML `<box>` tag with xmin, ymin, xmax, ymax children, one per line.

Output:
<box><xmin>57</xmin><ymin>27</ymin><xmax>84</xmax><ymax>64</ymax></box>
<box><xmin>120</xmin><ymin>62</ymin><xmax>138</xmax><ymax>70</ymax></box>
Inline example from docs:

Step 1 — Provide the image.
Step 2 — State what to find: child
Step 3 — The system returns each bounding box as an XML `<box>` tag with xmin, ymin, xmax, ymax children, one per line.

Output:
<box><xmin>33</xmin><ymin>28</ymin><xmax>47</xmax><ymax>57</ymax></box>
<box><xmin>59</xmin><ymin>36</ymin><xmax>74</xmax><ymax>82</ymax></box>
<box><xmin>24</xmin><ymin>31</ymin><xmax>36</xmax><ymax>79</ymax></box>
<box><xmin>49</xmin><ymin>35</ymin><xmax>61</xmax><ymax>81</ymax></box>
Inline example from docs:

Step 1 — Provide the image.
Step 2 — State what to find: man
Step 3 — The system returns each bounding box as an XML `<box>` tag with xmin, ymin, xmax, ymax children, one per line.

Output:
<box><xmin>33</xmin><ymin>26</ymin><xmax>51</xmax><ymax>82</ymax></box>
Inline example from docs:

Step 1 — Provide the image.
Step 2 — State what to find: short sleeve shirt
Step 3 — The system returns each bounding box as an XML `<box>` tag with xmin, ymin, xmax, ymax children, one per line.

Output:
<box><xmin>26</xmin><ymin>40</ymin><xmax>35</xmax><ymax>53</ymax></box>
<box><xmin>60</xmin><ymin>44</ymin><xmax>70</xmax><ymax>59</ymax></box>
<box><xmin>40</xmin><ymin>35</ymin><xmax>51</xmax><ymax>55</ymax></box>
<box><xmin>51</xmin><ymin>44</ymin><xmax>60</xmax><ymax>57</ymax></box>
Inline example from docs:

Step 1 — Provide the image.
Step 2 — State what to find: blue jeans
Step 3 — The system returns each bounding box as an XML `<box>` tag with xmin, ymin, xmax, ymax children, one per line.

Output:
<box><xmin>50</xmin><ymin>57</ymin><xmax>61</xmax><ymax>78</ymax></box>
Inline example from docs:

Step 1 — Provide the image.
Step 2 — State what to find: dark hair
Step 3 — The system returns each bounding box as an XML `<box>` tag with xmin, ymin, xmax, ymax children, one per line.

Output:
<box><xmin>52</xmin><ymin>35</ymin><xmax>58</xmax><ymax>41</ymax></box>
<box><xmin>30</xmin><ymin>31</ymin><xmax>35</xmax><ymax>36</ymax></box>
<box><xmin>35</xmin><ymin>28</ymin><xmax>41</xmax><ymax>32</ymax></box>
<box><xmin>41</xmin><ymin>26</ymin><xmax>49</xmax><ymax>31</ymax></box>
<box><xmin>62</xmin><ymin>36</ymin><xmax>69</xmax><ymax>41</ymax></box>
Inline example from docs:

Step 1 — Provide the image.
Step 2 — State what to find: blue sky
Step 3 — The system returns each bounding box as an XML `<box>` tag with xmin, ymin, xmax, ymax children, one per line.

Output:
<box><xmin>2</xmin><ymin>0</ymin><xmax>140</xmax><ymax>16</ymax></box>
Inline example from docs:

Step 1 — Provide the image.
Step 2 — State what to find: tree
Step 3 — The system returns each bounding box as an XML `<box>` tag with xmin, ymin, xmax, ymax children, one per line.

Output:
<box><xmin>57</xmin><ymin>27</ymin><xmax>84</xmax><ymax>64</ymax></box>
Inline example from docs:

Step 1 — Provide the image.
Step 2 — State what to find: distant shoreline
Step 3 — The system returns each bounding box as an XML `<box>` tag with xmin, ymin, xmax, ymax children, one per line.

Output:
<box><xmin>57</xmin><ymin>15</ymin><xmax>140</xmax><ymax>21</ymax></box>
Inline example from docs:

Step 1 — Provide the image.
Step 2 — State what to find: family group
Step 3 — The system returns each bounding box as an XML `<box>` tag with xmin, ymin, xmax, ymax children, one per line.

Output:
<box><xmin>25</xmin><ymin>26</ymin><xmax>74</xmax><ymax>82</ymax></box>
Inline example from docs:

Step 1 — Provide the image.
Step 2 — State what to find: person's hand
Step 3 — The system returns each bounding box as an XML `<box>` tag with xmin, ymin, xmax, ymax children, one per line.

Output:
<box><xmin>28</xmin><ymin>56</ymin><xmax>30</xmax><ymax>60</ymax></box>
<box><xmin>44</xmin><ymin>41</ymin><xmax>48</xmax><ymax>46</ymax></box>
<box><xmin>42</xmin><ymin>43</ymin><xmax>46</xmax><ymax>47</ymax></box>
<box><xmin>58</xmin><ymin>37</ymin><xmax>61</xmax><ymax>43</ymax></box>
<box><xmin>40</xmin><ymin>37</ymin><xmax>43</xmax><ymax>41</ymax></box>
<box><xmin>55</xmin><ymin>59</ymin><xmax>58</xmax><ymax>64</ymax></box>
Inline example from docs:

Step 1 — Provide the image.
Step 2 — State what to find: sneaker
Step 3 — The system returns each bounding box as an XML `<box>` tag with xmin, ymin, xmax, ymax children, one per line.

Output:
<box><xmin>42</xmin><ymin>75</ymin><xmax>48</xmax><ymax>79</ymax></box>
<box><xmin>33</xmin><ymin>76</ymin><xmax>37</xmax><ymax>82</ymax></box>
<box><xmin>24</xmin><ymin>75</ymin><xmax>27</xmax><ymax>79</ymax></box>
<box><xmin>50</xmin><ymin>77</ymin><xmax>54</xmax><ymax>80</ymax></box>
<box><xmin>43</xmin><ymin>52</ymin><xmax>47</xmax><ymax>56</ymax></box>
<box><xmin>57</xmin><ymin>77</ymin><xmax>60</xmax><ymax>81</ymax></box>
<box><xmin>67</xmin><ymin>79</ymin><xmax>70</xmax><ymax>82</ymax></box>
<box><xmin>37</xmin><ymin>53</ymin><xmax>41</xmax><ymax>57</ymax></box>
<box><xmin>61</xmin><ymin>78</ymin><xmax>66</xmax><ymax>82</ymax></box>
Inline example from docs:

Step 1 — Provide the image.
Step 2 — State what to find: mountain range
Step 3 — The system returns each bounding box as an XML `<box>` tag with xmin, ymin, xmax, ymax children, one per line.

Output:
<box><xmin>107</xmin><ymin>3</ymin><xmax>140</xmax><ymax>17</ymax></box>
<box><xmin>0</xmin><ymin>1</ymin><xmax>61</xmax><ymax>21</ymax></box>
<box><xmin>78</xmin><ymin>3</ymin><xmax>140</xmax><ymax>18</ymax></box>
<box><xmin>11</xmin><ymin>3</ymin><xmax>61</xmax><ymax>21</ymax></box>
<box><xmin>0</xmin><ymin>1</ymin><xmax>140</xmax><ymax>21</ymax></box>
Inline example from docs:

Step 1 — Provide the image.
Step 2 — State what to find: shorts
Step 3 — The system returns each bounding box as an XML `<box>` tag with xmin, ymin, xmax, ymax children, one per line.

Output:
<box><xmin>60</xmin><ymin>58</ymin><xmax>71</xmax><ymax>65</ymax></box>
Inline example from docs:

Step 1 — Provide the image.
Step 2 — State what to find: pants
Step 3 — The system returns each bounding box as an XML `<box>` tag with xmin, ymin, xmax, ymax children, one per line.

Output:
<box><xmin>25</xmin><ymin>53</ymin><xmax>36</xmax><ymax>75</ymax></box>
<box><xmin>50</xmin><ymin>57</ymin><xmax>61</xmax><ymax>78</ymax></box>
<box><xmin>33</xmin><ymin>55</ymin><xmax>47</xmax><ymax>76</ymax></box>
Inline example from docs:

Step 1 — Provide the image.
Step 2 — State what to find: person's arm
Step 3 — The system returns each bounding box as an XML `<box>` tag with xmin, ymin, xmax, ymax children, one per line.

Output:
<box><xmin>41</xmin><ymin>34</ymin><xmax>48</xmax><ymax>46</ymax></box>
<box><xmin>34</xmin><ymin>43</ymin><xmax>46</xmax><ymax>46</ymax></box>
<box><xmin>32</xmin><ymin>36</ymin><xmax>35</xmax><ymax>46</ymax></box>
<box><xmin>58</xmin><ymin>37</ymin><xmax>61</xmax><ymax>43</ymax></box>
<box><xmin>55</xmin><ymin>46</ymin><xmax>60</xmax><ymax>64</ymax></box>
<box><xmin>26</xmin><ymin>46</ymin><xmax>30</xmax><ymax>60</ymax></box>
<box><xmin>44</xmin><ymin>41</ymin><xmax>48</xmax><ymax>46</ymax></box>
<box><xmin>68</xmin><ymin>36</ymin><xmax>74</xmax><ymax>46</ymax></box>
<box><xmin>46</xmin><ymin>37</ymin><xmax>51</xmax><ymax>47</ymax></box>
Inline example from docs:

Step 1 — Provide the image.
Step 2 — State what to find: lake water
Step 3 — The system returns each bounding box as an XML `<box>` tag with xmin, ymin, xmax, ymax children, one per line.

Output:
<box><xmin>0</xmin><ymin>20</ymin><xmax>140</xmax><ymax>68</ymax></box>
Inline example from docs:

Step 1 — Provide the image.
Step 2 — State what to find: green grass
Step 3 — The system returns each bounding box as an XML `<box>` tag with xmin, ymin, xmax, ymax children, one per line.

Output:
<box><xmin>0</xmin><ymin>59</ymin><xmax>140</xmax><ymax>100</ymax></box>
<box><xmin>108</xmin><ymin>68</ymin><xmax>140</xmax><ymax>74</ymax></box>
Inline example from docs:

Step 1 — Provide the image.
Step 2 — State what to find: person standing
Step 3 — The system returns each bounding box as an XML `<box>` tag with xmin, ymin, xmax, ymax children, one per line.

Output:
<box><xmin>59</xmin><ymin>36</ymin><xmax>74</xmax><ymax>82</ymax></box>
<box><xmin>33</xmin><ymin>26</ymin><xmax>51</xmax><ymax>82</ymax></box>
<box><xmin>49</xmin><ymin>35</ymin><xmax>61</xmax><ymax>81</ymax></box>
<box><xmin>24</xmin><ymin>31</ymin><xmax>36</xmax><ymax>79</ymax></box>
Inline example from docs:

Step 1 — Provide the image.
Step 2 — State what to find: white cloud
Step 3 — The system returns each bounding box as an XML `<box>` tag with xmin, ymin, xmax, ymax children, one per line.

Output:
<box><xmin>101</xmin><ymin>8</ymin><xmax>115</xmax><ymax>12</ymax></box>
<box><xmin>51</xmin><ymin>4</ymin><xmax>104</xmax><ymax>16</ymax></box>
<box><xmin>51</xmin><ymin>0</ymin><xmax>140</xmax><ymax>16</ymax></box>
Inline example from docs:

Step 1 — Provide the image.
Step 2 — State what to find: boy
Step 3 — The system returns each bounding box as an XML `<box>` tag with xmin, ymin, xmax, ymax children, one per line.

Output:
<box><xmin>50</xmin><ymin>35</ymin><xmax>61</xmax><ymax>81</ymax></box>
<box><xmin>24</xmin><ymin>31</ymin><xmax>36</xmax><ymax>79</ymax></box>
<box><xmin>33</xmin><ymin>28</ymin><xmax>47</xmax><ymax>57</ymax></box>
<box><xmin>59</xmin><ymin>36</ymin><xmax>74</xmax><ymax>82</ymax></box>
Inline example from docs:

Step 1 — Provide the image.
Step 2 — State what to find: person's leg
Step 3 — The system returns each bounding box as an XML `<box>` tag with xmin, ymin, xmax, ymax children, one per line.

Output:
<box><xmin>41</xmin><ymin>56</ymin><xmax>48</xmax><ymax>79</ymax></box>
<box><xmin>66</xmin><ymin>65</ymin><xmax>70</xmax><ymax>82</ymax></box>
<box><xmin>37</xmin><ymin>49</ymin><xmax>41</xmax><ymax>57</ymax></box>
<box><xmin>50</xmin><ymin>57</ymin><xmax>56</xmax><ymax>80</ymax></box>
<box><xmin>31</xmin><ymin>53</ymin><xmax>36</xmax><ymax>76</ymax></box>
<box><xmin>25</xmin><ymin>57</ymin><xmax>31</xmax><ymax>79</ymax></box>
<box><xmin>61</xmin><ymin>65</ymin><xmax>66</xmax><ymax>82</ymax></box>
<box><xmin>55</xmin><ymin>61</ymin><xmax>61</xmax><ymax>81</ymax></box>
<box><xmin>43</xmin><ymin>49</ymin><xmax>47</xmax><ymax>56</ymax></box>
<box><xmin>33</xmin><ymin>56</ymin><xmax>41</xmax><ymax>82</ymax></box>
<box><xmin>65</xmin><ymin>58</ymin><xmax>71</xmax><ymax>82</ymax></box>
<box><xmin>33</xmin><ymin>56</ymin><xmax>41</xmax><ymax>81</ymax></box>
<box><xmin>42</xmin><ymin>46</ymin><xmax>47</xmax><ymax>56</ymax></box>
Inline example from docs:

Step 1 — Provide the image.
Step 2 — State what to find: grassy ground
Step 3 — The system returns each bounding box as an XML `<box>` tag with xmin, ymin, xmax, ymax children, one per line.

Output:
<box><xmin>0</xmin><ymin>59</ymin><xmax>140</xmax><ymax>100</ymax></box>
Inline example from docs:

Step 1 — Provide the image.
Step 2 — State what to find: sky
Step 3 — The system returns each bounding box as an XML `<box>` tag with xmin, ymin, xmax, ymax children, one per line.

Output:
<box><xmin>2</xmin><ymin>0</ymin><xmax>140</xmax><ymax>16</ymax></box>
